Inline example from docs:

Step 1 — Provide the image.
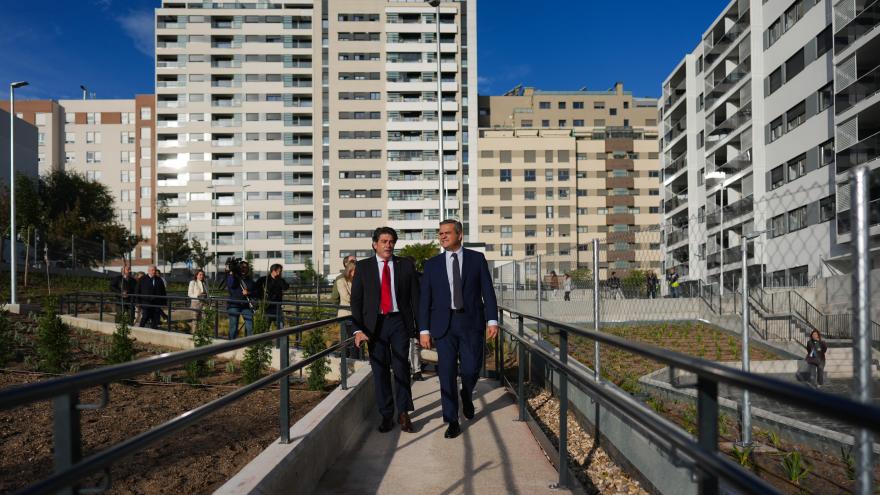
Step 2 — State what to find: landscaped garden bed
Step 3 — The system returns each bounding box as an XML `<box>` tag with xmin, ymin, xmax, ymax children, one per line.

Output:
<box><xmin>0</xmin><ymin>311</ymin><xmax>332</xmax><ymax>494</ymax></box>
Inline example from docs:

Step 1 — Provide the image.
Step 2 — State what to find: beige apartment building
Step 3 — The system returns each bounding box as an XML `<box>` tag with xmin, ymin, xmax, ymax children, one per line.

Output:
<box><xmin>0</xmin><ymin>97</ymin><xmax>157</xmax><ymax>268</ymax></box>
<box><xmin>154</xmin><ymin>0</ymin><xmax>476</xmax><ymax>275</ymax></box>
<box><xmin>477</xmin><ymin>84</ymin><xmax>662</xmax><ymax>277</ymax></box>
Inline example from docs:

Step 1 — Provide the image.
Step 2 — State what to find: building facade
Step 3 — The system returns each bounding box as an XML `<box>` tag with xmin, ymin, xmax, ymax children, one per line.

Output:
<box><xmin>154</xmin><ymin>0</ymin><xmax>476</xmax><ymax>275</ymax></box>
<box><xmin>0</xmin><ymin>98</ymin><xmax>156</xmax><ymax>268</ymax></box>
<box><xmin>658</xmin><ymin>0</ymin><xmax>866</xmax><ymax>292</ymax></box>
<box><xmin>477</xmin><ymin>84</ymin><xmax>662</xmax><ymax>277</ymax></box>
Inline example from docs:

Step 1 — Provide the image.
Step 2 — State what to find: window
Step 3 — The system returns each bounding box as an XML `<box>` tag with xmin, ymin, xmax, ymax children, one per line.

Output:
<box><xmin>501</xmin><ymin>244</ymin><xmax>513</xmax><ymax>256</ymax></box>
<box><xmin>545</xmin><ymin>206</ymin><xmax>554</xmax><ymax>219</ymax></box>
<box><xmin>524</xmin><ymin>169</ymin><xmax>536</xmax><ymax>182</ymax></box>
<box><xmin>573</xmin><ymin>101</ymin><xmax>584</xmax><ymax>109</ymax></box>
<box><xmin>820</xmin><ymin>195</ymin><xmax>835</xmax><ymax>222</ymax></box>
<box><xmin>593</xmin><ymin>101</ymin><xmax>605</xmax><ymax>109</ymax></box>
<box><xmin>545</xmin><ymin>187</ymin><xmax>554</xmax><ymax>198</ymax></box>
<box><xmin>786</xmin><ymin>101</ymin><xmax>805</xmax><ymax>132</ymax></box>
<box><xmin>539</xmin><ymin>101</ymin><xmax>551</xmax><ymax>109</ymax></box>
<box><xmin>785</xmin><ymin>49</ymin><xmax>805</xmax><ymax>82</ymax></box>
<box><xmin>573</xmin><ymin>119</ymin><xmax>584</xmax><ymax>126</ymax></box>
<box><xmin>524</xmin><ymin>189</ymin><xmax>536</xmax><ymax>200</ymax></box>
<box><xmin>558</xmin><ymin>120</ymin><xmax>566</xmax><ymax>127</ymax></box>
<box><xmin>500</xmin><ymin>169</ymin><xmax>512</xmax><ymax>182</ymax></box>
<box><xmin>818</xmin><ymin>139</ymin><xmax>834</xmax><ymax>167</ymax></box>
<box><xmin>770</xmin><ymin>214</ymin><xmax>785</xmax><ymax>237</ymax></box>
<box><xmin>86</xmin><ymin>151</ymin><xmax>102</xmax><ymax>163</ymax></box>
<box><xmin>609</xmin><ymin>108</ymin><xmax>617</xmax><ymax>116</ymax></box>
<box><xmin>558</xmin><ymin>102</ymin><xmax>566</xmax><ymax>109</ymax></box>
<box><xmin>787</xmin><ymin>154</ymin><xmax>806</xmax><ymax>181</ymax></box>
<box><xmin>140</xmin><ymin>107</ymin><xmax>151</xmax><ymax>120</ymax></box>
<box><xmin>500</xmin><ymin>150</ymin><xmax>511</xmax><ymax>163</ymax></box>
<box><xmin>521</xmin><ymin>120</ymin><xmax>533</xmax><ymax>128</ymax></box>
<box><xmin>818</xmin><ymin>83</ymin><xmax>833</xmax><ymax>112</ymax></box>
<box><xmin>524</xmin><ymin>150</ymin><xmax>536</xmax><ymax>163</ymax></box>
<box><xmin>558</xmin><ymin>169</ymin><xmax>570</xmax><ymax>181</ymax></box>
<box><xmin>500</xmin><ymin>226</ymin><xmax>513</xmax><ymax>238</ymax></box>
<box><xmin>784</xmin><ymin>0</ymin><xmax>805</xmax><ymax>30</ymax></box>
<box><xmin>64</xmin><ymin>132</ymin><xmax>75</xmax><ymax>144</ymax></box>
<box><xmin>770</xmin><ymin>165</ymin><xmax>785</xmax><ymax>190</ymax></box>
<box><xmin>545</xmin><ymin>169</ymin><xmax>554</xmax><ymax>181</ymax></box>
<box><xmin>769</xmin><ymin>117</ymin><xmax>783</xmax><ymax>142</ymax></box>
<box><xmin>788</xmin><ymin>206</ymin><xmax>807</xmax><ymax>232</ymax></box>
<box><xmin>697</xmin><ymin>131</ymin><xmax>705</xmax><ymax>148</ymax></box>
<box><xmin>86</xmin><ymin>131</ymin><xmax>101</xmax><ymax>144</ymax></box>
<box><xmin>768</xmin><ymin>67</ymin><xmax>783</xmax><ymax>94</ymax></box>
<box><xmin>545</xmin><ymin>150</ymin><xmax>554</xmax><ymax>163</ymax></box>
<box><xmin>768</xmin><ymin>18</ymin><xmax>783</xmax><ymax>46</ymax></box>
<box><xmin>525</xmin><ymin>244</ymin><xmax>536</xmax><ymax>256</ymax></box>
<box><xmin>816</xmin><ymin>26</ymin><xmax>832</xmax><ymax>57</ymax></box>
<box><xmin>541</xmin><ymin>120</ymin><xmax>550</xmax><ymax>128</ymax></box>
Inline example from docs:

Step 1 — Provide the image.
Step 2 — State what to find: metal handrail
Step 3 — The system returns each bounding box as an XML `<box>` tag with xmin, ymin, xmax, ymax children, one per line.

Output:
<box><xmin>498</xmin><ymin>305</ymin><xmax>880</xmax><ymax>494</ymax></box>
<box><xmin>0</xmin><ymin>308</ymin><xmax>357</xmax><ymax>495</ymax></box>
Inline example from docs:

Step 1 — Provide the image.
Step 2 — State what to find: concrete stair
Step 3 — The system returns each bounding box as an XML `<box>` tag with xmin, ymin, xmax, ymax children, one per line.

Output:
<box><xmin>821</xmin><ymin>345</ymin><xmax>880</xmax><ymax>379</ymax></box>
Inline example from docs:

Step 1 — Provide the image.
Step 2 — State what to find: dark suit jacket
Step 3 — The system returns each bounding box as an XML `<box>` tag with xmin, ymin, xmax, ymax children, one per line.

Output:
<box><xmin>350</xmin><ymin>255</ymin><xmax>420</xmax><ymax>338</ymax></box>
<box><xmin>418</xmin><ymin>248</ymin><xmax>499</xmax><ymax>339</ymax></box>
<box><xmin>137</xmin><ymin>275</ymin><xmax>167</xmax><ymax>307</ymax></box>
<box><xmin>110</xmin><ymin>275</ymin><xmax>137</xmax><ymax>297</ymax></box>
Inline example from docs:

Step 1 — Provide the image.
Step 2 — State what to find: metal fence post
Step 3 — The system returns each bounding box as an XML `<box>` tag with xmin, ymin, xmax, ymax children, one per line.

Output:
<box><xmin>740</xmin><ymin>238</ymin><xmax>751</xmax><ymax>447</ymax></box>
<box><xmin>339</xmin><ymin>322</ymin><xmax>348</xmax><ymax>391</ymax></box>
<box><xmin>697</xmin><ymin>376</ymin><xmax>719</xmax><ymax>495</ymax></box>
<box><xmin>497</xmin><ymin>319</ymin><xmax>504</xmax><ymax>386</ymax></box>
<box><xmin>517</xmin><ymin>315</ymin><xmax>526</xmax><ymax>422</ymax></box>
<box><xmin>592</xmin><ymin>239</ymin><xmax>601</xmax><ymax>381</ymax></box>
<box><xmin>536</xmin><ymin>255</ymin><xmax>543</xmax><ymax>318</ymax></box>
<box><xmin>279</xmin><ymin>333</ymin><xmax>290</xmax><ymax>443</ymax></box>
<box><xmin>555</xmin><ymin>327</ymin><xmax>569</xmax><ymax>489</ymax></box>
<box><xmin>513</xmin><ymin>262</ymin><xmax>518</xmax><ymax>308</ymax></box>
<box><xmin>99</xmin><ymin>293</ymin><xmax>104</xmax><ymax>322</ymax></box>
<box><xmin>167</xmin><ymin>296</ymin><xmax>173</xmax><ymax>332</ymax></box>
<box><xmin>53</xmin><ymin>392</ymin><xmax>82</xmax><ymax>495</ymax></box>
<box><xmin>850</xmin><ymin>165</ymin><xmax>873</xmax><ymax>495</ymax></box>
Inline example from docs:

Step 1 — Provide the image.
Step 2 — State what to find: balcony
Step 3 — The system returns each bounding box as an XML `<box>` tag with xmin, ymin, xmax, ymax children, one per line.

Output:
<box><xmin>707</xmin><ymin>101</ymin><xmax>751</xmax><ymax>137</ymax></box>
<box><xmin>704</xmin><ymin>9</ymin><xmax>750</xmax><ymax>67</ymax></box>
<box><xmin>834</xmin><ymin>0</ymin><xmax>880</xmax><ymax>55</ymax></box>
<box><xmin>666</xmin><ymin>228</ymin><xmax>689</xmax><ymax>246</ymax></box>
<box><xmin>717</xmin><ymin>148</ymin><xmax>752</xmax><ymax>174</ymax></box>
<box><xmin>664</xmin><ymin>81</ymin><xmax>687</xmax><ymax>111</ymax></box>
<box><xmin>836</xmin><ymin>129</ymin><xmax>880</xmax><ymax>175</ymax></box>
<box><xmin>664</xmin><ymin>154</ymin><xmax>687</xmax><ymax>179</ymax></box>
<box><xmin>705</xmin><ymin>56</ymin><xmax>750</xmax><ymax>110</ymax></box>
<box><xmin>663</xmin><ymin>192</ymin><xmax>688</xmax><ymax>212</ymax></box>
<box><xmin>836</xmin><ymin>64</ymin><xmax>880</xmax><ymax>115</ymax></box>
<box><xmin>663</xmin><ymin>116</ymin><xmax>687</xmax><ymax>144</ymax></box>
<box><xmin>706</xmin><ymin>195</ymin><xmax>754</xmax><ymax>229</ymax></box>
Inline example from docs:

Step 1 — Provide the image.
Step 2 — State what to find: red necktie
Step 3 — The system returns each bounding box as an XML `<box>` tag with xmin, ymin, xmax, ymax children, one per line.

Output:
<box><xmin>380</xmin><ymin>260</ymin><xmax>392</xmax><ymax>314</ymax></box>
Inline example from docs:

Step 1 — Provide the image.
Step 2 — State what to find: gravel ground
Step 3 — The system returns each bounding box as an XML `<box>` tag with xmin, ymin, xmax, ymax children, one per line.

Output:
<box><xmin>528</xmin><ymin>388</ymin><xmax>647</xmax><ymax>495</ymax></box>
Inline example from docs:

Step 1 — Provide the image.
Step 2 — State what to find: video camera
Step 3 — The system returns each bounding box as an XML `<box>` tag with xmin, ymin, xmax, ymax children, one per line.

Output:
<box><xmin>225</xmin><ymin>256</ymin><xmax>247</xmax><ymax>274</ymax></box>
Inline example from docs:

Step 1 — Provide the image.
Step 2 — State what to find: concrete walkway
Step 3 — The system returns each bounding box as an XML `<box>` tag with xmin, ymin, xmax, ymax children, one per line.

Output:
<box><xmin>315</xmin><ymin>377</ymin><xmax>569</xmax><ymax>495</ymax></box>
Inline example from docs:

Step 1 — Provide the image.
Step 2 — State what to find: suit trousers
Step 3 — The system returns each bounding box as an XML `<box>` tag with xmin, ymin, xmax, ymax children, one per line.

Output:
<box><xmin>436</xmin><ymin>312</ymin><xmax>484</xmax><ymax>423</ymax></box>
<box><xmin>368</xmin><ymin>313</ymin><xmax>414</xmax><ymax>419</ymax></box>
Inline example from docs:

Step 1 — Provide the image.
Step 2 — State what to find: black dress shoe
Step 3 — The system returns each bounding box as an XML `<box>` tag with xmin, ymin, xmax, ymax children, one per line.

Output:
<box><xmin>378</xmin><ymin>416</ymin><xmax>394</xmax><ymax>433</ymax></box>
<box><xmin>460</xmin><ymin>390</ymin><xmax>475</xmax><ymax>420</ymax></box>
<box><xmin>398</xmin><ymin>412</ymin><xmax>414</xmax><ymax>433</ymax></box>
<box><xmin>444</xmin><ymin>421</ymin><xmax>461</xmax><ymax>439</ymax></box>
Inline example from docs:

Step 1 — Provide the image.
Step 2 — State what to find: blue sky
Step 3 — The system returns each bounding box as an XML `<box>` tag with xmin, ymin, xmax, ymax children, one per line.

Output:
<box><xmin>1</xmin><ymin>0</ymin><xmax>728</xmax><ymax>101</ymax></box>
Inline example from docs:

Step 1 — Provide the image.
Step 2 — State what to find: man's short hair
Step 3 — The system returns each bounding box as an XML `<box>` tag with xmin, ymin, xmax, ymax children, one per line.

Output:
<box><xmin>440</xmin><ymin>218</ymin><xmax>463</xmax><ymax>235</ymax></box>
<box><xmin>372</xmin><ymin>226</ymin><xmax>398</xmax><ymax>243</ymax></box>
<box><xmin>270</xmin><ymin>263</ymin><xmax>283</xmax><ymax>272</ymax></box>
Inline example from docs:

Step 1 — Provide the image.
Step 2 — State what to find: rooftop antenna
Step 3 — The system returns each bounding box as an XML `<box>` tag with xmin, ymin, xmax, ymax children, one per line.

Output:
<box><xmin>80</xmin><ymin>85</ymin><xmax>88</xmax><ymax>100</ymax></box>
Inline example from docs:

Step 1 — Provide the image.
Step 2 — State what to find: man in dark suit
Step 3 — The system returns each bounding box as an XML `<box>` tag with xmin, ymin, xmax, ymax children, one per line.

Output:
<box><xmin>137</xmin><ymin>265</ymin><xmax>167</xmax><ymax>329</ymax></box>
<box><xmin>419</xmin><ymin>219</ymin><xmax>498</xmax><ymax>439</ymax></box>
<box><xmin>351</xmin><ymin>227</ymin><xmax>421</xmax><ymax>434</ymax></box>
<box><xmin>109</xmin><ymin>265</ymin><xmax>137</xmax><ymax>323</ymax></box>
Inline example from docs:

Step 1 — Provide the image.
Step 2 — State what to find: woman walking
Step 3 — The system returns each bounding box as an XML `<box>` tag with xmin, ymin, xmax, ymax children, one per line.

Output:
<box><xmin>805</xmin><ymin>330</ymin><xmax>828</xmax><ymax>387</ymax></box>
<box><xmin>188</xmin><ymin>269</ymin><xmax>210</xmax><ymax>331</ymax></box>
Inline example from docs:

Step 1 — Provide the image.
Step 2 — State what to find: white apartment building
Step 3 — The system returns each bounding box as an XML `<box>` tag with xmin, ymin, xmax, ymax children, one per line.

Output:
<box><xmin>154</xmin><ymin>0</ymin><xmax>476</xmax><ymax>276</ymax></box>
<box><xmin>660</xmin><ymin>0</ymin><xmax>851</xmax><ymax>292</ymax></box>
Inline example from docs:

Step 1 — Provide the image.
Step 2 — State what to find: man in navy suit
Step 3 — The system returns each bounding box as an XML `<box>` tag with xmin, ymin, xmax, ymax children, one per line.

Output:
<box><xmin>419</xmin><ymin>219</ymin><xmax>498</xmax><ymax>439</ymax></box>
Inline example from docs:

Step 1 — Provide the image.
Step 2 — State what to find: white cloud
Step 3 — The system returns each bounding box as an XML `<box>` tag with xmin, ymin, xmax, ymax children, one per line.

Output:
<box><xmin>117</xmin><ymin>10</ymin><xmax>154</xmax><ymax>58</ymax></box>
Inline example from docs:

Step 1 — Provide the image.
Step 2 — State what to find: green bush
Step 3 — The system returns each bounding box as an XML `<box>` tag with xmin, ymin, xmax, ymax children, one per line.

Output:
<box><xmin>186</xmin><ymin>306</ymin><xmax>216</xmax><ymax>384</ymax></box>
<box><xmin>36</xmin><ymin>299</ymin><xmax>71</xmax><ymax>373</ymax></box>
<box><xmin>0</xmin><ymin>312</ymin><xmax>14</xmax><ymax>366</ymax></box>
<box><xmin>107</xmin><ymin>311</ymin><xmax>136</xmax><ymax>364</ymax></box>
<box><xmin>241</xmin><ymin>303</ymin><xmax>272</xmax><ymax>384</ymax></box>
<box><xmin>302</xmin><ymin>327</ymin><xmax>330</xmax><ymax>391</ymax></box>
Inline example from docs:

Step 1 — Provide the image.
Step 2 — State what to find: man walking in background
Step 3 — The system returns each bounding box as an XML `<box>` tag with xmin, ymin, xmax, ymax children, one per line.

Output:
<box><xmin>110</xmin><ymin>265</ymin><xmax>137</xmax><ymax>323</ymax></box>
<box><xmin>351</xmin><ymin>227</ymin><xmax>421</xmax><ymax>434</ymax></box>
<box><xmin>137</xmin><ymin>266</ymin><xmax>166</xmax><ymax>329</ymax></box>
<box><xmin>256</xmin><ymin>263</ymin><xmax>289</xmax><ymax>330</ymax></box>
<box><xmin>419</xmin><ymin>219</ymin><xmax>499</xmax><ymax>439</ymax></box>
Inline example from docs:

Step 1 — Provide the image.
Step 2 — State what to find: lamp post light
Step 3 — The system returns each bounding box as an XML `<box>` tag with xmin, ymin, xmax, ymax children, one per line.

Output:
<box><xmin>9</xmin><ymin>80</ymin><xmax>29</xmax><ymax>306</ymax></box>
<box><xmin>738</xmin><ymin>228</ymin><xmax>771</xmax><ymax>447</ymax></box>
<box><xmin>428</xmin><ymin>0</ymin><xmax>445</xmax><ymax>221</ymax></box>
<box><xmin>705</xmin><ymin>171</ymin><xmax>730</xmax><ymax>296</ymax></box>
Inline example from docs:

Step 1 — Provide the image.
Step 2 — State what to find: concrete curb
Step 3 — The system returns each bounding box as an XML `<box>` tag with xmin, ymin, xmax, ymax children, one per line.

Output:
<box><xmin>213</xmin><ymin>366</ymin><xmax>374</xmax><ymax>495</ymax></box>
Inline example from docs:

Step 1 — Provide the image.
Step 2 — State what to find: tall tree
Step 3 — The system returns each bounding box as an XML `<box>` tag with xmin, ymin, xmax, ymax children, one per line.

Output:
<box><xmin>397</xmin><ymin>242</ymin><xmax>440</xmax><ymax>272</ymax></box>
<box><xmin>190</xmin><ymin>237</ymin><xmax>216</xmax><ymax>270</ymax></box>
<box><xmin>158</xmin><ymin>229</ymin><xmax>191</xmax><ymax>271</ymax></box>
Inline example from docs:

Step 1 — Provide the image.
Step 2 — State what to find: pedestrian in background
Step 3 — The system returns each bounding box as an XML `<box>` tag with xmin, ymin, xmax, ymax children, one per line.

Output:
<box><xmin>563</xmin><ymin>273</ymin><xmax>572</xmax><ymax>301</ymax></box>
<box><xmin>188</xmin><ymin>269</ymin><xmax>209</xmax><ymax>331</ymax></box>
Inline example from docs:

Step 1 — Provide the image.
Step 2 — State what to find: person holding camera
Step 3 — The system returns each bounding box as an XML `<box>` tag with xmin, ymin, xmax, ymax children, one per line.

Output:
<box><xmin>227</xmin><ymin>260</ymin><xmax>255</xmax><ymax>339</ymax></box>
<box><xmin>255</xmin><ymin>263</ymin><xmax>289</xmax><ymax>330</ymax></box>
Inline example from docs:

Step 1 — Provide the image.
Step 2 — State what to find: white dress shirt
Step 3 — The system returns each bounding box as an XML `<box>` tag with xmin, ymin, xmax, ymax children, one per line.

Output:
<box><xmin>420</xmin><ymin>247</ymin><xmax>497</xmax><ymax>335</ymax></box>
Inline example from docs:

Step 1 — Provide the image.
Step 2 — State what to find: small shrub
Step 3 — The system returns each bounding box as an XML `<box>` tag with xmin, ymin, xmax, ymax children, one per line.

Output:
<box><xmin>241</xmin><ymin>303</ymin><xmax>272</xmax><ymax>384</ymax></box>
<box><xmin>0</xmin><ymin>312</ymin><xmax>14</xmax><ymax>366</ymax></box>
<box><xmin>186</xmin><ymin>307</ymin><xmax>216</xmax><ymax>384</ymax></box>
<box><xmin>303</xmin><ymin>326</ymin><xmax>331</xmax><ymax>391</ymax></box>
<box><xmin>840</xmin><ymin>446</ymin><xmax>856</xmax><ymax>481</ymax></box>
<box><xmin>36</xmin><ymin>300</ymin><xmax>71</xmax><ymax>373</ymax></box>
<box><xmin>781</xmin><ymin>451</ymin><xmax>811</xmax><ymax>485</ymax></box>
<box><xmin>646</xmin><ymin>395</ymin><xmax>665</xmax><ymax>414</ymax></box>
<box><xmin>107</xmin><ymin>312</ymin><xmax>136</xmax><ymax>364</ymax></box>
<box><xmin>766</xmin><ymin>430</ymin><xmax>783</xmax><ymax>451</ymax></box>
<box><xmin>681</xmin><ymin>403</ymin><xmax>697</xmax><ymax>434</ymax></box>
<box><xmin>731</xmin><ymin>444</ymin><xmax>754</xmax><ymax>468</ymax></box>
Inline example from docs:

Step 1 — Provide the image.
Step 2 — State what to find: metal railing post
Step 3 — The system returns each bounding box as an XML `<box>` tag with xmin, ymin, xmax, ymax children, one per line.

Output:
<box><xmin>279</xmin><ymin>333</ymin><xmax>290</xmax><ymax>443</ymax></box>
<box><xmin>339</xmin><ymin>322</ymin><xmax>348</xmax><ymax>391</ymax></box>
<box><xmin>513</xmin><ymin>262</ymin><xmax>518</xmax><ymax>308</ymax></box>
<box><xmin>850</xmin><ymin>165</ymin><xmax>874</xmax><ymax>495</ymax></box>
<box><xmin>555</xmin><ymin>327</ymin><xmax>569</xmax><ymax>489</ymax></box>
<box><xmin>53</xmin><ymin>392</ymin><xmax>82</xmax><ymax>495</ymax></box>
<box><xmin>536</xmin><ymin>255</ymin><xmax>543</xmax><ymax>318</ymax></box>
<box><xmin>497</xmin><ymin>318</ymin><xmax>504</xmax><ymax>386</ymax></box>
<box><xmin>697</xmin><ymin>376</ymin><xmax>719</xmax><ymax>495</ymax></box>
<box><xmin>99</xmin><ymin>293</ymin><xmax>104</xmax><ymax>322</ymax></box>
<box><xmin>167</xmin><ymin>297</ymin><xmax>173</xmax><ymax>332</ymax></box>
<box><xmin>517</xmin><ymin>315</ymin><xmax>526</xmax><ymax>422</ymax></box>
<box><xmin>740</xmin><ymin>238</ymin><xmax>751</xmax><ymax>447</ymax></box>
<box><xmin>592</xmin><ymin>239</ymin><xmax>601</xmax><ymax>380</ymax></box>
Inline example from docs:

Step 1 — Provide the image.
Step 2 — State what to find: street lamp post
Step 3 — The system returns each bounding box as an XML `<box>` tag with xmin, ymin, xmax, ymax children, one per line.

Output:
<box><xmin>428</xmin><ymin>0</ymin><xmax>445</xmax><ymax>220</ymax></box>
<box><xmin>9</xmin><ymin>81</ymin><xmax>29</xmax><ymax>306</ymax></box>
<box><xmin>739</xmin><ymin>229</ymin><xmax>770</xmax><ymax>447</ymax></box>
